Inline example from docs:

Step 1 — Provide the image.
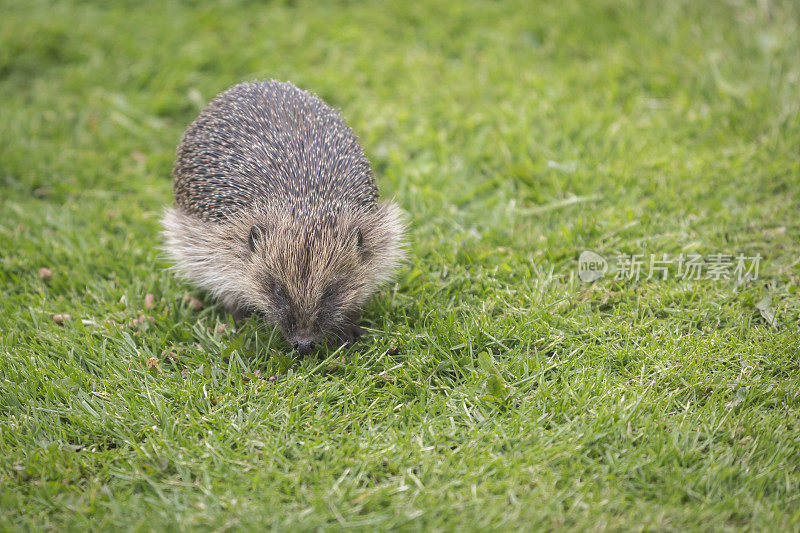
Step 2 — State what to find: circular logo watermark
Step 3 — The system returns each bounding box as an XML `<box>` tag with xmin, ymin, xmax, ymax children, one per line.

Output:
<box><xmin>578</xmin><ymin>250</ymin><xmax>608</xmax><ymax>282</ymax></box>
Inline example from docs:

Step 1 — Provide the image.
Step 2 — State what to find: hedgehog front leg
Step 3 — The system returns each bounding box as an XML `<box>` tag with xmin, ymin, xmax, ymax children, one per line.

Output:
<box><xmin>334</xmin><ymin>322</ymin><xmax>366</xmax><ymax>346</ymax></box>
<box><xmin>229</xmin><ymin>305</ymin><xmax>253</xmax><ymax>326</ymax></box>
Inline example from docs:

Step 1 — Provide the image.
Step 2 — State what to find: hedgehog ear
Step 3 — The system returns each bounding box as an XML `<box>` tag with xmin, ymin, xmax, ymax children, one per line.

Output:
<box><xmin>351</xmin><ymin>226</ymin><xmax>363</xmax><ymax>249</ymax></box>
<box><xmin>248</xmin><ymin>225</ymin><xmax>263</xmax><ymax>253</ymax></box>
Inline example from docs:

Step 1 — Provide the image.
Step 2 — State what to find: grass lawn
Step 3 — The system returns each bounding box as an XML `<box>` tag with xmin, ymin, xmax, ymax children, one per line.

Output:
<box><xmin>2</xmin><ymin>0</ymin><xmax>800</xmax><ymax>530</ymax></box>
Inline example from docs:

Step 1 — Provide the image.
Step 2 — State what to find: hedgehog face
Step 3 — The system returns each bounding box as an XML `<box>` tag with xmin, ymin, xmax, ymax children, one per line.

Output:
<box><xmin>162</xmin><ymin>201</ymin><xmax>403</xmax><ymax>356</ymax></box>
<box><xmin>244</xmin><ymin>211</ymin><xmax>383</xmax><ymax>354</ymax></box>
<box><xmin>256</xmin><ymin>255</ymin><xmax>364</xmax><ymax>355</ymax></box>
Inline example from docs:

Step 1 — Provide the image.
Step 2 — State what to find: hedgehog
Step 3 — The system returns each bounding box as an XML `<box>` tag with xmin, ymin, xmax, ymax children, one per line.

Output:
<box><xmin>161</xmin><ymin>80</ymin><xmax>404</xmax><ymax>354</ymax></box>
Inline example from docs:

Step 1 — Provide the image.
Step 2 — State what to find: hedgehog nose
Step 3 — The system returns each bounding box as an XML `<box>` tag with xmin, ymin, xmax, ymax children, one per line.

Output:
<box><xmin>293</xmin><ymin>341</ymin><xmax>315</xmax><ymax>355</ymax></box>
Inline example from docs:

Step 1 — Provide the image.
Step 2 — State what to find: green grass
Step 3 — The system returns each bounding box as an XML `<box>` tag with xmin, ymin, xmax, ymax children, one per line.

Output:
<box><xmin>2</xmin><ymin>0</ymin><xmax>800</xmax><ymax>530</ymax></box>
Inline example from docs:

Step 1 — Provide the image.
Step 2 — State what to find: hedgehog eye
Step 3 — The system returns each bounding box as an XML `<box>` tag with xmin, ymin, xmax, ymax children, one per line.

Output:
<box><xmin>322</xmin><ymin>286</ymin><xmax>335</xmax><ymax>302</ymax></box>
<box><xmin>248</xmin><ymin>225</ymin><xmax>263</xmax><ymax>253</ymax></box>
<box><xmin>322</xmin><ymin>280</ymin><xmax>343</xmax><ymax>305</ymax></box>
<box><xmin>265</xmin><ymin>278</ymin><xmax>285</xmax><ymax>302</ymax></box>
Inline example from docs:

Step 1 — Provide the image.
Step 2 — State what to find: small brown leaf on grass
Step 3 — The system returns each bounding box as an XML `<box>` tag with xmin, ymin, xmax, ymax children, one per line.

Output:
<box><xmin>183</xmin><ymin>295</ymin><xmax>203</xmax><ymax>311</ymax></box>
<box><xmin>128</xmin><ymin>315</ymin><xmax>152</xmax><ymax>330</ymax></box>
<box><xmin>375</xmin><ymin>372</ymin><xmax>394</xmax><ymax>385</ymax></box>
<box><xmin>146</xmin><ymin>357</ymin><xmax>158</xmax><ymax>368</ymax></box>
<box><xmin>38</xmin><ymin>267</ymin><xmax>52</xmax><ymax>281</ymax></box>
<box><xmin>388</xmin><ymin>343</ymin><xmax>400</xmax><ymax>355</ymax></box>
<box><xmin>211</xmin><ymin>395</ymin><xmax>225</xmax><ymax>406</ymax></box>
<box><xmin>52</xmin><ymin>314</ymin><xmax>71</xmax><ymax>325</ymax></box>
<box><xmin>160</xmin><ymin>349</ymin><xmax>179</xmax><ymax>363</ymax></box>
<box><xmin>327</xmin><ymin>356</ymin><xmax>346</xmax><ymax>371</ymax></box>
<box><xmin>146</xmin><ymin>357</ymin><xmax>160</xmax><ymax>375</ymax></box>
<box><xmin>144</xmin><ymin>293</ymin><xmax>155</xmax><ymax>310</ymax></box>
<box><xmin>206</xmin><ymin>324</ymin><xmax>229</xmax><ymax>335</ymax></box>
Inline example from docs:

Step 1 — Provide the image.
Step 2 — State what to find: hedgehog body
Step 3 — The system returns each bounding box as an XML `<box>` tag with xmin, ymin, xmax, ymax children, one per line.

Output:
<box><xmin>161</xmin><ymin>81</ymin><xmax>404</xmax><ymax>353</ymax></box>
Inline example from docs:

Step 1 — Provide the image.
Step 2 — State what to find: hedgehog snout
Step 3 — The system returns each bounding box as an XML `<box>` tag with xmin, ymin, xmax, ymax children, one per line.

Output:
<box><xmin>288</xmin><ymin>330</ymin><xmax>320</xmax><ymax>355</ymax></box>
<box><xmin>292</xmin><ymin>340</ymin><xmax>315</xmax><ymax>355</ymax></box>
<box><xmin>285</xmin><ymin>323</ymin><xmax>322</xmax><ymax>355</ymax></box>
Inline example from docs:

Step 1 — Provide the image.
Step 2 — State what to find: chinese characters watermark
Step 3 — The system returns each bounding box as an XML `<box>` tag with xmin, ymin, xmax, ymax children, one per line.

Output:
<box><xmin>578</xmin><ymin>251</ymin><xmax>761</xmax><ymax>283</ymax></box>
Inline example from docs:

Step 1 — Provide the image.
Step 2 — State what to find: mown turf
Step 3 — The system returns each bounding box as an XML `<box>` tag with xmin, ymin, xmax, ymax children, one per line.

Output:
<box><xmin>1</xmin><ymin>0</ymin><xmax>799</xmax><ymax>530</ymax></box>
